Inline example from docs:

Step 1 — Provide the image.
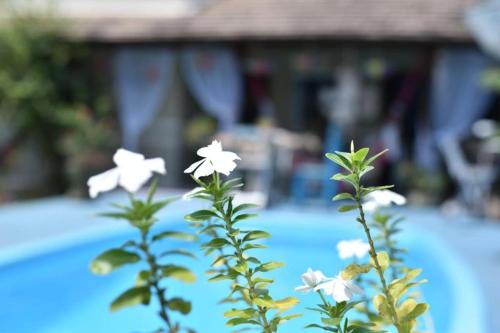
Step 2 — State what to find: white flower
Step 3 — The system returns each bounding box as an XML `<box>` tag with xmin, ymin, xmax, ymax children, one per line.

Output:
<box><xmin>337</xmin><ymin>239</ymin><xmax>370</xmax><ymax>260</ymax></box>
<box><xmin>317</xmin><ymin>275</ymin><xmax>363</xmax><ymax>303</ymax></box>
<box><xmin>294</xmin><ymin>268</ymin><xmax>327</xmax><ymax>293</ymax></box>
<box><xmin>182</xmin><ymin>187</ymin><xmax>204</xmax><ymax>201</ymax></box>
<box><xmin>362</xmin><ymin>189</ymin><xmax>407</xmax><ymax>213</ymax></box>
<box><xmin>87</xmin><ymin>148</ymin><xmax>166</xmax><ymax>198</ymax></box>
<box><xmin>184</xmin><ymin>140</ymin><xmax>240</xmax><ymax>178</ymax></box>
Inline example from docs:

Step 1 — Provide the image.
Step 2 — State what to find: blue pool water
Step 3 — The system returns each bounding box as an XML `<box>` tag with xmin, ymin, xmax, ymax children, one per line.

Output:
<box><xmin>0</xmin><ymin>209</ymin><xmax>486</xmax><ymax>333</ymax></box>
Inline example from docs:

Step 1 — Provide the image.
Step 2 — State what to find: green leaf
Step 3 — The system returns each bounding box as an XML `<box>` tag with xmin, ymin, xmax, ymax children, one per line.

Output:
<box><xmin>233</xmin><ymin>203</ymin><xmax>260</xmax><ymax>214</ymax></box>
<box><xmin>321</xmin><ymin>317</ymin><xmax>342</xmax><ymax>326</ymax></box>
<box><xmin>159</xmin><ymin>249</ymin><xmax>196</xmax><ymax>259</ymax></box>
<box><xmin>274</xmin><ymin>297</ymin><xmax>299</xmax><ymax>312</ymax></box>
<box><xmin>363</xmin><ymin>149</ymin><xmax>388</xmax><ymax>167</ymax></box>
<box><xmin>242</xmin><ymin>230</ymin><xmax>271</xmax><ymax>242</ymax></box>
<box><xmin>225</xmin><ymin>317</ymin><xmax>256</xmax><ymax>327</ymax></box>
<box><xmin>338</xmin><ymin>204</ymin><xmax>357</xmax><ymax>212</ymax></box>
<box><xmin>136</xmin><ymin>270</ymin><xmax>151</xmax><ymax>286</ymax></box>
<box><xmin>90</xmin><ymin>249</ymin><xmax>140</xmax><ymax>275</ymax></box>
<box><xmin>373</xmin><ymin>294</ymin><xmax>391</xmax><ymax>320</ymax></box>
<box><xmin>233</xmin><ymin>213</ymin><xmax>258</xmax><ymax>224</ymax></box>
<box><xmin>340</xmin><ymin>264</ymin><xmax>372</xmax><ymax>280</ymax></box>
<box><xmin>184</xmin><ymin>209</ymin><xmax>219</xmax><ymax>222</ymax></box>
<box><xmin>242</xmin><ymin>243</ymin><xmax>268</xmax><ymax>251</ymax></box>
<box><xmin>254</xmin><ymin>297</ymin><xmax>276</xmax><ymax>308</ymax></box>
<box><xmin>152</xmin><ymin>231</ymin><xmax>198</xmax><ymax>242</ymax></box>
<box><xmin>147</xmin><ymin>178</ymin><xmax>159</xmax><ymax>203</ymax></box>
<box><xmin>161</xmin><ymin>265</ymin><xmax>196</xmax><ymax>283</ymax></box>
<box><xmin>224</xmin><ymin>308</ymin><xmax>257</xmax><ymax>318</ymax></box>
<box><xmin>255</xmin><ymin>261</ymin><xmax>284</xmax><ymax>272</ymax></box>
<box><xmin>332</xmin><ymin>192</ymin><xmax>355</xmax><ymax>202</ymax></box>
<box><xmin>371</xmin><ymin>251</ymin><xmax>389</xmax><ymax>271</ymax></box>
<box><xmin>325</xmin><ymin>153</ymin><xmax>352</xmax><ymax>171</ymax></box>
<box><xmin>353</xmin><ymin>148</ymin><xmax>369</xmax><ymax>162</ymax></box>
<box><xmin>331</xmin><ymin>173</ymin><xmax>357</xmax><ymax>187</ymax></box>
<box><xmin>208</xmin><ymin>274</ymin><xmax>232</xmax><ymax>282</ymax></box>
<box><xmin>202</xmin><ymin>238</ymin><xmax>231</xmax><ymax>249</ymax></box>
<box><xmin>167</xmin><ymin>297</ymin><xmax>192</xmax><ymax>315</ymax></box>
<box><xmin>305</xmin><ymin>323</ymin><xmax>336</xmax><ymax>331</ymax></box>
<box><xmin>110</xmin><ymin>286</ymin><xmax>151</xmax><ymax>312</ymax></box>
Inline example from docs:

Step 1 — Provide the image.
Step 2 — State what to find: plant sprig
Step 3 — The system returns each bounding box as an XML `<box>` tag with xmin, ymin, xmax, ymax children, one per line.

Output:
<box><xmin>90</xmin><ymin>179</ymin><xmax>197</xmax><ymax>333</ymax></box>
<box><xmin>327</xmin><ymin>142</ymin><xmax>429</xmax><ymax>333</ymax></box>
<box><xmin>185</xmin><ymin>173</ymin><xmax>300</xmax><ymax>332</ymax></box>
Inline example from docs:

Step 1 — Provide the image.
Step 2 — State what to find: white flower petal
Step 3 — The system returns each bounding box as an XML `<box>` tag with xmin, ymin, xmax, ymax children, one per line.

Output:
<box><xmin>118</xmin><ymin>165</ymin><xmax>153</xmax><ymax>193</ymax></box>
<box><xmin>294</xmin><ymin>285</ymin><xmax>312</xmax><ymax>293</ymax></box>
<box><xmin>332</xmin><ymin>281</ymin><xmax>352</xmax><ymax>302</ymax></box>
<box><xmin>87</xmin><ymin>168</ymin><xmax>120</xmax><ymax>198</ymax></box>
<box><xmin>193</xmin><ymin>160</ymin><xmax>215</xmax><ymax>178</ymax></box>
<box><xmin>184</xmin><ymin>159</ymin><xmax>205</xmax><ymax>174</ymax></box>
<box><xmin>113</xmin><ymin>148</ymin><xmax>144</xmax><ymax>166</ymax></box>
<box><xmin>144</xmin><ymin>157</ymin><xmax>166</xmax><ymax>175</ymax></box>
<box><xmin>197</xmin><ymin>140</ymin><xmax>222</xmax><ymax>157</ymax></box>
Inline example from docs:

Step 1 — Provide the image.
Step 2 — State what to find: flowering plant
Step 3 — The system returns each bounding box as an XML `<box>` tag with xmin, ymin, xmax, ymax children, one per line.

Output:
<box><xmin>184</xmin><ymin>140</ymin><xmax>300</xmax><ymax>333</ymax></box>
<box><xmin>296</xmin><ymin>142</ymin><xmax>429</xmax><ymax>333</ymax></box>
<box><xmin>88</xmin><ymin>149</ymin><xmax>197</xmax><ymax>333</ymax></box>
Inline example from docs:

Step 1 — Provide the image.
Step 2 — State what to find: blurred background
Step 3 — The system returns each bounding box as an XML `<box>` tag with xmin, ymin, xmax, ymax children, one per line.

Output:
<box><xmin>0</xmin><ymin>0</ymin><xmax>499</xmax><ymax>332</ymax></box>
<box><xmin>0</xmin><ymin>0</ymin><xmax>498</xmax><ymax>215</ymax></box>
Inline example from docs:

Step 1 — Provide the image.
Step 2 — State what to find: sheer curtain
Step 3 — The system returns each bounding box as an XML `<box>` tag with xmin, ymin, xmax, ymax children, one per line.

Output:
<box><xmin>114</xmin><ymin>47</ymin><xmax>174</xmax><ymax>151</ymax></box>
<box><xmin>415</xmin><ymin>48</ymin><xmax>493</xmax><ymax>169</ymax></box>
<box><xmin>181</xmin><ymin>47</ymin><xmax>243</xmax><ymax>130</ymax></box>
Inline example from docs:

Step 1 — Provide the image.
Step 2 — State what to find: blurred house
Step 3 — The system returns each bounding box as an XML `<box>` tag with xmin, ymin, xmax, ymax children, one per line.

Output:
<box><xmin>1</xmin><ymin>0</ymin><xmax>498</xmax><ymax>211</ymax></box>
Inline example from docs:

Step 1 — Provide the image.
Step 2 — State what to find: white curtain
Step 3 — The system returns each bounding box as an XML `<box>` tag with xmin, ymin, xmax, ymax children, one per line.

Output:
<box><xmin>181</xmin><ymin>47</ymin><xmax>243</xmax><ymax>130</ymax></box>
<box><xmin>415</xmin><ymin>49</ymin><xmax>493</xmax><ymax>169</ymax></box>
<box><xmin>114</xmin><ymin>47</ymin><xmax>174</xmax><ymax>151</ymax></box>
<box><xmin>466</xmin><ymin>0</ymin><xmax>500</xmax><ymax>60</ymax></box>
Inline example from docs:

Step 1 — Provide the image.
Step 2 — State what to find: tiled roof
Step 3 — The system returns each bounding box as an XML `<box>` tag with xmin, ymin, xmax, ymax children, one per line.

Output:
<box><xmin>19</xmin><ymin>0</ymin><xmax>481</xmax><ymax>42</ymax></box>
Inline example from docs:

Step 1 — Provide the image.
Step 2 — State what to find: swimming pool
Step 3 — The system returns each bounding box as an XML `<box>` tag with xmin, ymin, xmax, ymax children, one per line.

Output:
<box><xmin>0</xmin><ymin>209</ymin><xmax>487</xmax><ymax>333</ymax></box>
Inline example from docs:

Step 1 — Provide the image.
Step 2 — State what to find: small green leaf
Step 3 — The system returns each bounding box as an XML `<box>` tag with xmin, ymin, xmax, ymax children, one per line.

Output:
<box><xmin>371</xmin><ymin>251</ymin><xmax>390</xmax><ymax>271</ymax></box>
<box><xmin>233</xmin><ymin>203</ymin><xmax>260</xmax><ymax>214</ymax></box>
<box><xmin>321</xmin><ymin>317</ymin><xmax>342</xmax><ymax>326</ymax></box>
<box><xmin>353</xmin><ymin>148</ymin><xmax>369</xmax><ymax>162</ymax></box>
<box><xmin>274</xmin><ymin>297</ymin><xmax>299</xmax><ymax>312</ymax></box>
<box><xmin>184</xmin><ymin>209</ymin><xmax>219</xmax><ymax>222</ymax></box>
<box><xmin>161</xmin><ymin>265</ymin><xmax>196</xmax><ymax>283</ymax></box>
<box><xmin>340</xmin><ymin>264</ymin><xmax>371</xmax><ymax>280</ymax></box>
<box><xmin>233</xmin><ymin>213</ymin><xmax>258</xmax><ymax>224</ymax></box>
<box><xmin>136</xmin><ymin>270</ymin><xmax>151</xmax><ymax>286</ymax></box>
<box><xmin>152</xmin><ymin>231</ymin><xmax>198</xmax><ymax>242</ymax></box>
<box><xmin>363</xmin><ymin>149</ymin><xmax>388</xmax><ymax>167</ymax></box>
<box><xmin>338</xmin><ymin>204</ymin><xmax>357</xmax><ymax>212</ymax></box>
<box><xmin>159</xmin><ymin>249</ymin><xmax>196</xmax><ymax>259</ymax></box>
<box><xmin>332</xmin><ymin>192</ymin><xmax>355</xmax><ymax>202</ymax></box>
<box><xmin>256</xmin><ymin>261</ymin><xmax>284</xmax><ymax>272</ymax></box>
<box><xmin>224</xmin><ymin>308</ymin><xmax>256</xmax><ymax>318</ymax></box>
<box><xmin>254</xmin><ymin>297</ymin><xmax>276</xmax><ymax>308</ymax></box>
<box><xmin>90</xmin><ymin>249</ymin><xmax>140</xmax><ymax>275</ymax></box>
<box><xmin>325</xmin><ymin>153</ymin><xmax>352</xmax><ymax>171</ymax></box>
<box><xmin>202</xmin><ymin>238</ymin><xmax>231</xmax><ymax>249</ymax></box>
<box><xmin>243</xmin><ymin>230</ymin><xmax>271</xmax><ymax>242</ymax></box>
<box><xmin>110</xmin><ymin>286</ymin><xmax>151</xmax><ymax>312</ymax></box>
<box><xmin>167</xmin><ymin>297</ymin><xmax>192</xmax><ymax>315</ymax></box>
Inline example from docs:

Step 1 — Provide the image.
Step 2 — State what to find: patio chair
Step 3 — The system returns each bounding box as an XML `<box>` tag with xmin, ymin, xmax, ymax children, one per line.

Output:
<box><xmin>290</xmin><ymin>122</ymin><xmax>342</xmax><ymax>204</ymax></box>
<box><xmin>437</xmin><ymin>135</ymin><xmax>496</xmax><ymax>215</ymax></box>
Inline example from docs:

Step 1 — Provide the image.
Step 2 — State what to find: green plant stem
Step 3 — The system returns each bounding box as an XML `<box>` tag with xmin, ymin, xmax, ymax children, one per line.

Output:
<box><xmin>211</xmin><ymin>172</ymin><xmax>271</xmax><ymax>332</ymax></box>
<box><xmin>139</xmin><ymin>230</ymin><xmax>175</xmax><ymax>333</ymax></box>
<box><xmin>222</xmin><ymin>210</ymin><xmax>272</xmax><ymax>333</ymax></box>
<box><xmin>353</xmin><ymin>179</ymin><xmax>401</xmax><ymax>332</ymax></box>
